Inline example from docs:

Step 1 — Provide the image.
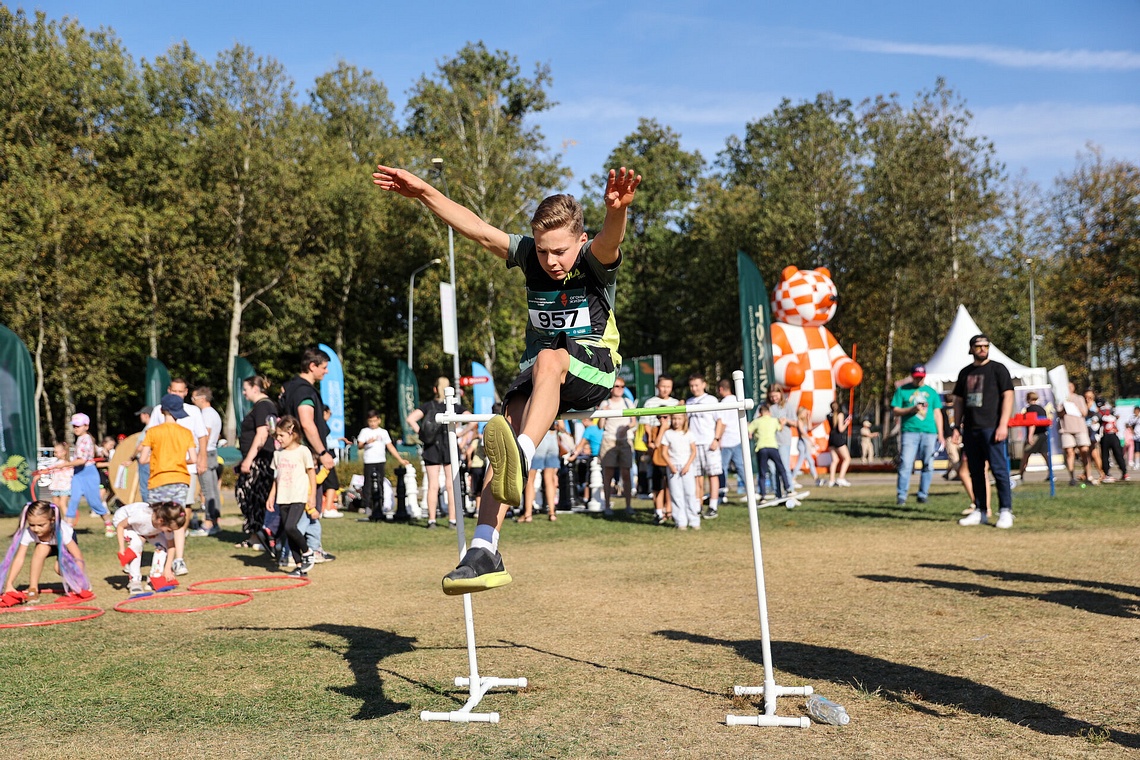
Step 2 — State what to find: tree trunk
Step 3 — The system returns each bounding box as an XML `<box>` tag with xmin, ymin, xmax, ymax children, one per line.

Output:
<box><xmin>33</xmin><ymin>290</ymin><xmax>47</xmax><ymax>450</ymax></box>
<box><xmin>333</xmin><ymin>251</ymin><xmax>356</xmax><ymax>358</ymax></box>
<box><xmin>224</xmin><ymin>272</ymin><xmax>243</xmax><ymax>442</ymax></box>
<box><xmin>144</xmin><ymin>224</ymin><xmax>159</xmax><ymax>358</ymax></box>
<box><xmin>58</xmin><ymin>332</ymin><xmax>74</xmax><ymax>445</ymax></box>
<box><xmin>883</xmin><ymin>269</ymin><xmax>900</xmax><ymax>430</ymax></box>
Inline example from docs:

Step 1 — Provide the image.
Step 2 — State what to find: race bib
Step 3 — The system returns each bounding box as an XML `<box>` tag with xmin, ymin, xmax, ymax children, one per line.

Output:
<box><xmin>528</xmin><ymin>288</ymin><xmax>591</xmax><ymax>336</ymax></box>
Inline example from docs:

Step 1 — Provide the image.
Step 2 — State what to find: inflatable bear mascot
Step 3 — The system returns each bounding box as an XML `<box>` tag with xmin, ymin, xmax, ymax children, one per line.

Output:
<box><xmin>770</xmin><ymin>266</ymin><xmax>863</xmax><ymax>452</ymax></box>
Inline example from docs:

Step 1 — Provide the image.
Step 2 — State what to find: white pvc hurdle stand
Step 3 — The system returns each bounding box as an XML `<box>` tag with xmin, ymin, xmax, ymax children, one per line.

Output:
<box><xmin>725</xmin><ymin>370</ymin><xmax>813</xmax><ymax>728</ymax></box>
<box><xmin>420</xmin><ymin>387</ymin><xmax>528</xmax><ymax>724</ymax></box>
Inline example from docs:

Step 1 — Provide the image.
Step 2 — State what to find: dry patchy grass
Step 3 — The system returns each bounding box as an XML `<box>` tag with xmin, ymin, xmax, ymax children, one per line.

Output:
<box><xmin>1</xmin><ymin>479</ymin><xmax>1137</xmax><ymax>758</ymax></box>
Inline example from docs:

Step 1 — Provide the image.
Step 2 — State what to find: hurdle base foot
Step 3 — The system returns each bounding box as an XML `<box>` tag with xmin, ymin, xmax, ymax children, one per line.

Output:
<box><xmin>421</xmin><ymin>674</ymin><xmax>527</xmax><ymax>723</ymax></box>
<box><xmin>726</xmin><ymin>713</ymin><xmax>810</xmax><ymax>728</ymax></box>
<box><xmin>733</xmin><ymin>684</ymin><xmax>813</xmax><ymax>698</ymax></box>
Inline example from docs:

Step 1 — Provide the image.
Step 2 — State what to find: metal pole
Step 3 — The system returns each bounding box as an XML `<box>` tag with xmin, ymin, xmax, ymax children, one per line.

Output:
<box><xmin>408</xmin><ymin>259</ymin><xmax>442</xmax><ymax>370</ymax></box>
<box><xmin>433</xmin><ymin>157</ymin><xmax>461</xmax><ymax>382</ymax></box>
<box><xmin>1028</xmin><ymin>259</ymin><xmax>1037</xmax><ymax>368</ymax></box>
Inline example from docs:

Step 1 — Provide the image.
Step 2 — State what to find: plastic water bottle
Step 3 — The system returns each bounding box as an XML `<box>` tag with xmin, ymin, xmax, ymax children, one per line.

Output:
<box><xmin>806</xmin><ymin>695</ymin><xmax>850</xmax><ymax>726</ymax></box>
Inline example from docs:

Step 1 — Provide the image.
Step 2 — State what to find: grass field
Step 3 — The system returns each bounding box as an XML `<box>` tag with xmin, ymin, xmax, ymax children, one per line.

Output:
<box><xmin>2</xmin><ymin>476</ymin><xmax>1138</xmax><ymax>759</ymax></box>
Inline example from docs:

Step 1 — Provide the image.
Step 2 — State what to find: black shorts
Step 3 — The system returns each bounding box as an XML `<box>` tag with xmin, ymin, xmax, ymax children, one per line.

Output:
<box><xmin>504</xmin><ymin>333</ymin><xmax>616</xmax><ymax>414</ymax></box>
<box><xmin>322</xmin><ymin>467</ymin><xmax>340</xmax><ymax>491</ymax></box>
<box><xmin>422</xmin><ymin>441</ymin><xmax>453</xmax><ymax>467</ymax></box>
<box><xmin>469</xmin><ymin>465</ymin><xmax>486</xmax><ymax>494</ymax></box>
<box><xmin>651</xmin><ymin>463</ymin><xmax>668</xmax><ymax>492</ymax></box>
<box><xmin>1024</xmin><ymin>433</ymin><xmax>1049</xmax><ymax>456</ymax></box>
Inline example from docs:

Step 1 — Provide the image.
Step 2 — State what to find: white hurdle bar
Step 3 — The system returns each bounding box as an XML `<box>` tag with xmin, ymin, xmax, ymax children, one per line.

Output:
<box><xmin>422</xmin><ymin>373</ymin><xmax>809</xmax><ymax>725</ymax></box>
<box><xmin>420</xmin><ymin>386</ymin><xmax>528</xmax><ymax>724</ymax></box>
<box><xmin>725</xmin><ymin>370</ymin><xmax>812</xmax><ymax>727</ymax></box>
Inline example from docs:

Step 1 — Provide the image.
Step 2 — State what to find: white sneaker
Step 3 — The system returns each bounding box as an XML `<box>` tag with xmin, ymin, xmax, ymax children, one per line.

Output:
<box><xmin>836</xmin><ymin>479</ymin><xmax>851</xmax><ymax>487</ymax></box>
<box><xmin>172</xmin><ymin>558</ymin><xmax>188</xmax><ymax>576</ymax></box>
<box><xmin>323</xmin><ymin>509</ymin><xmax>344</xmax><ymax>519</ymax></box>
<box><xmin>791</xmin><ymin>482</ymin><xmax>803</xmax><ymax>490</ymax></box>
<box><xmin>995</xmin><ymin>511</ymin><xmax>1014</xmax><ymax>529</ymax></box>
<box><xmin>958</xmin><ymin>510</ymin><xmax>986</xmax><ymax>526</ymax></box>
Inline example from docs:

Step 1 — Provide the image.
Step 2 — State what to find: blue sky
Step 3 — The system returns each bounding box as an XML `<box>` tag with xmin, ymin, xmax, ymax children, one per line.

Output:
<box><xmin>25</xmin><ymin>0</ymin><xmax>1140</xmax><ymax>192</ymax></box>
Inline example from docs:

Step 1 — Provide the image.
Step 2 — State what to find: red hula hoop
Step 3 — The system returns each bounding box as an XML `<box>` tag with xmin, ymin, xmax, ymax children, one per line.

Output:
<box><xmin>114</xmin><ymin>589</ymin><xmax>253</xmax><ymax>614</ymax></box>
<box><xmin>0</xmin><ymin>605</ymin><xmax>104</xmax><ymax>629</ymax></box>
<box><xmin>188</xmin><ymin>575</ymin><xmax>312</xmax><ymax>594</ymax></box>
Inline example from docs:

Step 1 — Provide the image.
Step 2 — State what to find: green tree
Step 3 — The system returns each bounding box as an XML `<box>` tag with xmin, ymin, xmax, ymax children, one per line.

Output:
<box><xmin>194</xmin><ymin>44</ymin><xmax>314</xmax><ymax>438</ymax></box>
<box><xmin>582</xmin><ymin>118</ymin><xmax>705</xmax><ymax>366</ymax></box>
<box><xmin>1047</xmin><ymin>147</ymin><xmax>1140</xmax><ymax>395</ymax></box>
<box><xmin>0</xmin><ymin>8</ymin><xmax>139</xmax><ymax>441</ymax></box>
<box><xmin>403</xmin><ymin>42</ymin><xmax>569</xmax><ymax>388</ymax></box>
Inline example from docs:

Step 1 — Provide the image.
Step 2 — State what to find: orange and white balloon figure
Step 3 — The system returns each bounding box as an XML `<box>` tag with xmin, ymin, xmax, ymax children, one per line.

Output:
<box><xmin>769</xmin><ymin>266</ymin><xmax>863</xmax><ymax>468</ymax></box>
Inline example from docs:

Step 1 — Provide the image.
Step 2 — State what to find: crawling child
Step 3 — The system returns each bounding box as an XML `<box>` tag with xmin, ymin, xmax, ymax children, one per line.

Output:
<box><xmin>113</xmin><ymin>501</ymin><xmax>187</xmax><ymax>596</ymax></box>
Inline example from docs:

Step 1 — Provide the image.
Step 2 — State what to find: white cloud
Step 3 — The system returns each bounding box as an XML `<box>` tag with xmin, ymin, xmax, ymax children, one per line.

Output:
<box><xmin>831</xmin><ymin>35</ymin><xmax>1140</xmax><ymax>71</ymax></box>
<box><xmin>971</xmin><ymin>102</ymin><xmax>1140</xmax><ymax>174</ymax></box>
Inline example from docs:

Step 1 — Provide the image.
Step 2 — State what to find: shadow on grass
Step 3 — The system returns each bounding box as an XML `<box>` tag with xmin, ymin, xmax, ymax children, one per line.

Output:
<box><xmin>497</xmin><ymin>638</ymin><xmax>722</xmax><ymax>697</ymax></box>
<box><xmin>656</xmin><ymin>630</ymin><xmax>1140</xmax><ymax>748</ymax></box>
<box><xmin>220</xmin><ymin>624</ymin><xmax>449</xmax><ymax>719</ymax></box>
<box><xmin>821</xmin><ymin>503</ymin><xmax>946</xmax><ymax>522</ymax></box>
<box><xmin>917</xmin><ymin>563</ymin><xmax>1140</xmax><ymax>599</ymax></box>
<box><xmin>860</xmin><ymin>574</ymin><xmax>1140</xmax><ymax>619</ymax></box>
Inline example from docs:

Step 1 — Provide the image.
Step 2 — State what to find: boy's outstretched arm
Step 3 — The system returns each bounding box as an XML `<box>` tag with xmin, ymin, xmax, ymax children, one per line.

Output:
<box><xmin>591</xmin><ymin>167</ymin><xmax>642</xmax><ymax>266</ymax></box>
<box><xmin>373</xmin><ymin>164</ymin><xmax>511</xmax><ymax>259</ymax></box>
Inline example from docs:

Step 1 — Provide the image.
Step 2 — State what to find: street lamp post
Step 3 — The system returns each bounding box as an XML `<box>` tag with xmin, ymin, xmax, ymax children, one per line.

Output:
<box><xmin>431</xmin><ymin>157</ymin><xmax>460</xmax><ymax>382</ymax></box>
<box><xmin>408</xmin><ymin>258</ymin><xmax>442</xmax><ymax>368</ymax></box>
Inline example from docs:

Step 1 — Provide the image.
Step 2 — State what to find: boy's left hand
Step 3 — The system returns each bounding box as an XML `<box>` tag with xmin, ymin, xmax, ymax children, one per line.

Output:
<box><xmin>603</xmin><ymin>167</ymin><xmax>642</xmax><ymax>210</ymax></box>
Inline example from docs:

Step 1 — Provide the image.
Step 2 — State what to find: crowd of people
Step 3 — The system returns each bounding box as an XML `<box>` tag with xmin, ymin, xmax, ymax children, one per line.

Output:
<box><xmin>7</xmin><ymin>156</ymin><xmax>1134</xmax><ymax>604</ymax></box>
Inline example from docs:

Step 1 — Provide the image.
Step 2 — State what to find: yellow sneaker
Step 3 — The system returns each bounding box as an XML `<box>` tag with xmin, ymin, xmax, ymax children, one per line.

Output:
<box><xmin>484</xmin><ymin>415</ymin><xmax>526</xmax><ymax>507</ymax></box>
<box><xmin>442</xmin><ymin>547</ymin><xmax>512</xmax><ymax>596</ymax></box>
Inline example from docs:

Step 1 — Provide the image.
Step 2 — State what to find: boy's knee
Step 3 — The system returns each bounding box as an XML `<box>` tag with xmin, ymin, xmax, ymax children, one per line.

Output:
<box><xmin>534</xmin><ymin>348</ymin><xmax>570</xmax><ymax>375</ymax></box>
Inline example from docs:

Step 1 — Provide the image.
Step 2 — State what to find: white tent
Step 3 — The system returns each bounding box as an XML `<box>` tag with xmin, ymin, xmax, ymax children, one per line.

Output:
<box><xmin>923</xmin><ymin>305</ymin><xmax>1048</xmax><ymax>393</ymax></box>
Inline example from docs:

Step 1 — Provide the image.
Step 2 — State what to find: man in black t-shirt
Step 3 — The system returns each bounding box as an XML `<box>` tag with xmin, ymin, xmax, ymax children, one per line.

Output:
<box><xmin>952</xmin><ymin>334</ymin><xmax>1015</xmax><ymax>528</ymax></box>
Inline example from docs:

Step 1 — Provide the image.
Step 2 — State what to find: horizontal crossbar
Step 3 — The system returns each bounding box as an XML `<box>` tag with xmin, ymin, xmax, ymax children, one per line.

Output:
<box><xmin>436</xmin><ymin>399</ymin><xmax>754</xmax><ymax>426</ymax></box>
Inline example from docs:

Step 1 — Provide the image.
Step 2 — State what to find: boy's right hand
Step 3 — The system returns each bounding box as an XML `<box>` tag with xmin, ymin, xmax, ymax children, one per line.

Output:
<box><xmin>372</xmin><ymin>165</ymin><xmax>428</xmax><ymax>198</ymax></box>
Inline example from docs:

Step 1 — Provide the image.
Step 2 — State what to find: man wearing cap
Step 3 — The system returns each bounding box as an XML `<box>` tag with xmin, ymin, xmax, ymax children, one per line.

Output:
<box><xmin>892</xmin><ymin>364</ymin><xmax>944</xmax><ymax>505</ymax></box>
<box><xmin>953</xmin><ymin>335</ymin><xmax>1015</xmax><ymax>528</ymax></box>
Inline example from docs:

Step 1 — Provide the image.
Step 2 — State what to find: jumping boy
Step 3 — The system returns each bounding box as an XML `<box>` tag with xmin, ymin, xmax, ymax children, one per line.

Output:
<box><xmin>373</xmin><ymin>163</ymin><xmax>641</xmax><ymax>594</ymax></box>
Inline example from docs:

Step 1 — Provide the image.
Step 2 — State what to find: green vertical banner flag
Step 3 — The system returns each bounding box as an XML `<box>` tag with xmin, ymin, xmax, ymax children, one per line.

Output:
<box><xmin>737</xmin><ymin>251</ymin><xmax>774</xmax><ymax>408</ymax></box>
<box><xmin>397</xmin><ymin>360</ymin><xmax>420</xmax><ymax>443</ymax></box>
<box><xmin>0</xmin><ymin>325</ymin><xmax>36</xmax><ymax>514</ymax></box>
<box><xmin>232</xmin><ymin>356</ymin><xmax>256</xmax><ymax>430</ymax></box>
<box><xmin>146</xmin><ymin>357</ymin><xmax>171</xmax><ymax>409</ymax></box>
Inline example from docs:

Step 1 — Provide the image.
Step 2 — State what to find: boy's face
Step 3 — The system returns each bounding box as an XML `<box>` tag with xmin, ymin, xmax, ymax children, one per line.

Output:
<box><xmin>533</xmin><ymin>226</ymin><xmax>588</xmax><ymax>281</ymax></box>
<box><xmin>656</xmin><ymin>378</ymin><xmax>673</xmax><ymax>398</ymax></box>
<box><xmin>367</xmin><ymin>417</ymin><xmax>380</xmax><ymax>428</ymax></box>
<box><xmin>689</xmin><ymin>377</ymin><xmax>706</xmax><ymax>397</ymax></box>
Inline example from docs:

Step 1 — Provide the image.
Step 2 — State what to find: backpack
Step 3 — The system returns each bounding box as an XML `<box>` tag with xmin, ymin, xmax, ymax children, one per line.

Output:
<box><xmin>418</xmin><ymin>401</ymin><xmax>443</xmax><ymax>447</ymax></box>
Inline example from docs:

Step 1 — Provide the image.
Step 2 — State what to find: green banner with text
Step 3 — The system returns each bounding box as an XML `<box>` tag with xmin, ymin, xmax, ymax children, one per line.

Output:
<box><xmin>737</xmin><ymin>251</ymin><xmax>773</xmax><ymax>409</ymax></box>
